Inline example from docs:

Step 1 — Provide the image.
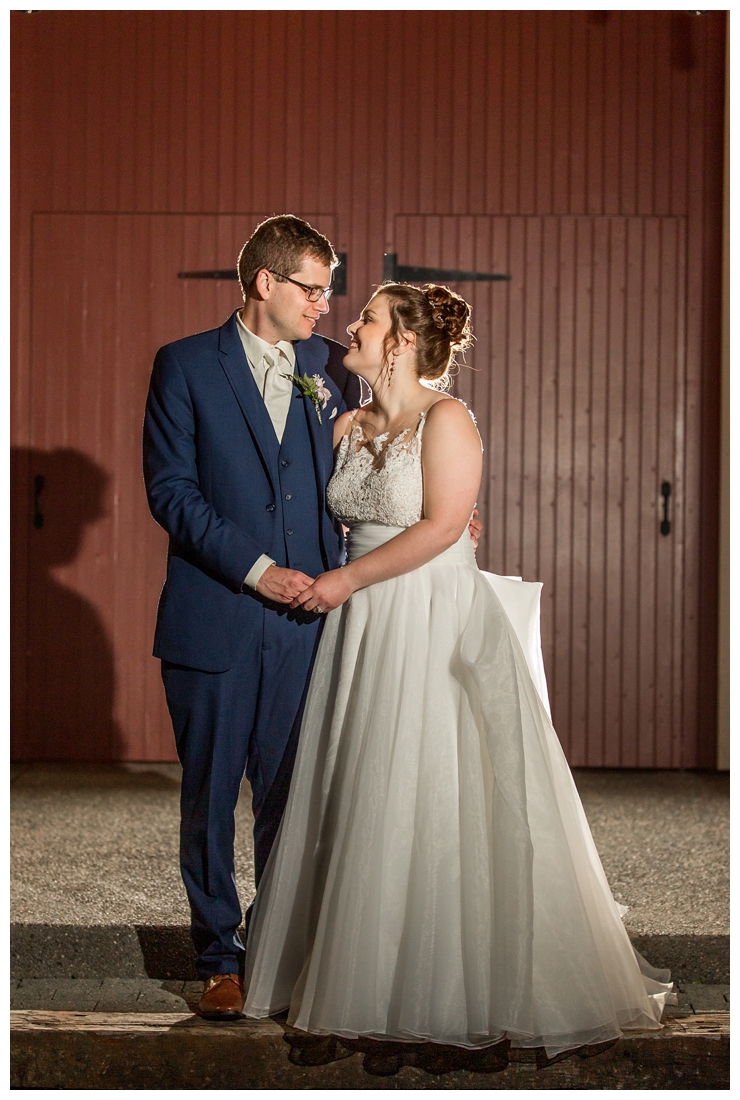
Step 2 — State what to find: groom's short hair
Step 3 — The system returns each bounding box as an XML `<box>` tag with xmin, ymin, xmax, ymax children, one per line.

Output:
<box><xmin>237</xmin><ymin>215</ymin><xmax>338</xmax><ymax>298</ymax></box>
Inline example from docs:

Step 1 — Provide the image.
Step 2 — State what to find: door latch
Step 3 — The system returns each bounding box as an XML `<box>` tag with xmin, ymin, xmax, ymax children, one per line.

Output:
<box><xmin>33</xmin><ymin>474</ymin><xmax>45</xmax><ymax>529</ymax></box>
<box><xmin>660</xmin><ymin>481</ymin><xmax>671</xmax><ymax>536</ymax></box>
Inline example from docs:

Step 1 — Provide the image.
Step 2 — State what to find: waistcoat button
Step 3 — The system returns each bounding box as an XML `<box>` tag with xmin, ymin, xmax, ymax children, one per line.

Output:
<box><xmin>287</xmin><ymin>529</ymin><xmax>294</xmax><ymax>536</ymax></box>
<box><xmin>281</xmin><ymin>460</ymin><xmax>289</xmax><ymax>467</ymax></box>
<box><xmin>285</xmin><ymin>494</ymin><xmax>292</xmax><ymax>500</ymax></box>
<box><xmin>266</xmin><ymin>503</ymin><xmax>275</xmax><ymax>512</ymax></box>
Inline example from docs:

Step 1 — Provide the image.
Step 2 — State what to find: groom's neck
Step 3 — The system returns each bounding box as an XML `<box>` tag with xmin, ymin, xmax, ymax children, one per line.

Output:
<box><xmin>238</xmin><ymin>301</ymin><xmax>290</xmax><ymax>347</ymax></box>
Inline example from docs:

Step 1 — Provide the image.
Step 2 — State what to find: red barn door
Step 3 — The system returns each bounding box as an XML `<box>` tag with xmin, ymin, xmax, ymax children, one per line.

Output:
<box><xmin>394</xmin><ymin>214</ymin><xmax>696</xmax><ymax>767</ymax></box>
<box><xmin>15</xmin><ymin>212</ymin><xmax>338</xmax><ymax>761</ymax></box>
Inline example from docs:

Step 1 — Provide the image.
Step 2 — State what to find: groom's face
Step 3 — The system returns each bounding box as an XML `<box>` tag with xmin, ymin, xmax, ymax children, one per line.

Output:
<box><xmin>265</xmin><ymin>255</ymin><xmax>332</xmax><ymax>343</ymax></box>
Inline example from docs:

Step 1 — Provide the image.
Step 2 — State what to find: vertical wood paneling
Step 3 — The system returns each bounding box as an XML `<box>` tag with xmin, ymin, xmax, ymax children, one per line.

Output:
<box><xmin>653</xmin><ymin>27</ymin><xmax>672</xmax><ymax>215</ymax></box>
<box><xmin>553</xmin><ymin>217</ymin><xmax>576</xmax><ymax>745</ymax></box>
<box><xmin>618</xmin><ymin>14</ymin><xmax>639</xmax><ymax>215</ymax></box>
<box><xmin>534</xmin><ymin>14</ymin><xmax>555</xmax><ymax>215</ymax></box>
<box><xmin>656</xmin><ymin>220</ymin><xmax>681</xmax><ymax>765</ymax></box>
<box><xmin>636</xmin><ymin>14</ymin><xmax>658</xmax><ymax>214</ymax></box>
<box><xmin>588</xmin><ymin>218</ymin><xmax>609</xmax><ymax>762</ymax></box>
<box><xmin>637</xmin><ymin>218</ymin><xmax>660</xmax><ymax>766</ymax></box>
<box><xmin>585</xmin><ymin>17</ymin><xmax>606</xmax><ymax>214</ymax></box>
<box><xmin>21</xmin><ymin>212</ymin><xmax>338</xmax><ymax>761</ymax></box>
<box><xmin>603</xmin><ymin>218</ymin><xmax>628</xmax><ymax>767</ymax></box>
<box><xmin>501</xmin><ymin>17</ymin><xmax>522</xmax><ymax>214</ymax></box>
<box><xmin>602</xmin><ymin>17</ymin><xmax>622</xmax><ymax>215</ymax></box>
<box><xmin>568</xmin><ymin>15</ymin><xmax>589</xmax><ymax>213</ymax></box>
<box><xmin>483</xmin><ymin>15</ymin><xmax>505</xmax><ymax>215</ymax></box>
<box><xmin>570</xmin><ymin>218</ymin><xmax>593</xmax><ymax>762</ymax></box>
<box><xmin>695</xmin><ymin>17</ymin><xmax>726</xmax><ymax>767</ymax></box>
<box><xmin>620</xmin><ymin>218</ymin><xmax>645</xmax><ymax>766</ymax></box>
<box><xmin>396</xmin><ymin>213</ymin><xmax>691</xmax><ymax>768</ymax></box>
<box><xmin>11</xmin><ymin>10</ymin><xmax>724</xmax><ymax>763</ymax></box>
<box><xmin>682</xmin><ymin>17</ymin><xmax>712</xmax><ymax>768</ymax></box>
<box><xmin>537</xmin><ymin>218</ymin><xmax>560</xmax><ymax>665</ymax></box>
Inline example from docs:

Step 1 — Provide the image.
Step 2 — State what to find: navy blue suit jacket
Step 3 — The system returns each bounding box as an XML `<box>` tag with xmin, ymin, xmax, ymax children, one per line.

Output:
<box><xmin>143</xmin><ymin>312</ymin><xmax>360</xmax><ymax>672</ymax></box>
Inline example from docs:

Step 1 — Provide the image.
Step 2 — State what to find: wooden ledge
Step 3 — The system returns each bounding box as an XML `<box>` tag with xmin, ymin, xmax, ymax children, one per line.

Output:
<box><xmin>11</xmin><ymin>1010</ymin><xmax>729</xmax><ymax>1090</ymax></box>
<box><xmin>11</xmin><ymin>1009</ymin><xmax>276</xmax><ymax>1034</ymax></box>
<box><xmin>11</xmin><ymin>1008</ymin><xmax>730</xmax><ymax>1035</ymax></box>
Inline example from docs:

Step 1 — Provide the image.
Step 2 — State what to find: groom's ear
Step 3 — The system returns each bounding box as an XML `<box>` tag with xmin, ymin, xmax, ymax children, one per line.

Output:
<box><xmin>250</xmin><ymin>269</ymin><xmax>272</xmax><ymax>302</ymax></box>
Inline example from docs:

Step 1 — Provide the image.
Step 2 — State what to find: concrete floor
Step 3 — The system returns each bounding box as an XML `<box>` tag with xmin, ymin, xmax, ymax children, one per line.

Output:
<box><xmin>11</xmin><ymin>763</ymin><xmax>728</xmax><ymax>938</ymax></box>
<box><xmin>11</xmin><ymin>763</ymin><xmax>250</xmax><ymax>926</ymax></box>
<box><xmin>10</xmin><ymin>763</ymin><xmax>729</xmax><ymax>1090</ymax></box>
<box><xmin>570</xmin><ymin>769</ymin><xmax>729</xmax><ymax>937</ymax></box>
<box><xmin>8</xmin><ymin>976</ymin><xmax>730</xmax><ymax>1015</ymax></box>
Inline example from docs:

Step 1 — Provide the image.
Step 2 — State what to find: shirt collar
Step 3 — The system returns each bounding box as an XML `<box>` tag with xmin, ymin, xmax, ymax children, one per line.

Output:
<box><xmin>236</xmin><ymin>311</ymin><xmax>296</xmax><ymax>370</ymax></box>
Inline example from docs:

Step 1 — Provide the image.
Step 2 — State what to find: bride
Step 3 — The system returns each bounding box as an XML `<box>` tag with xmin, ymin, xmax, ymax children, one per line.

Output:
<box><xmin>242</xmin><ymin>281</ymin><xmax>675</xmax><ymax>1056</ymax></box>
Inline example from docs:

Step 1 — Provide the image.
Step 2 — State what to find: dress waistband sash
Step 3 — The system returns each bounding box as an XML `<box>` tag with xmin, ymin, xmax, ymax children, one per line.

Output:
<box><xmin>345</xmin><ymin>522</ymin><xmax>476</xmax><ymax>566</ymax></box>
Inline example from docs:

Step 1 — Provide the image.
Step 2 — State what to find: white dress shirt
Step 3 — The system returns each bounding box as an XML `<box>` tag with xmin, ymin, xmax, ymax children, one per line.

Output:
<box><xmin>236</xmin><ymin>311</ymin><xmax>297</xmax><ymax>590</ymax></box>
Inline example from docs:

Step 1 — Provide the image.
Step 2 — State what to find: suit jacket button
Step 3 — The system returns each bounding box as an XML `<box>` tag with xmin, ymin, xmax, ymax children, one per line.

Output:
<box><xmin>285</xmin><ymin>494</ymin><xmax>292</xmax><ymax>500</ymax></box>
<box><xmin>266</xmin><ymin>503</ymin><xmax>275</xmax><ymax>512</ymax></box>
<box><xmin>287</xmin><ymin>529</ymin><xmax>294</xmax><ymax>536</ymax></box>
<box><xmin>281</xmin><ymin>460</ymin><xmax>289</xmax><ymax>467</ymax></box>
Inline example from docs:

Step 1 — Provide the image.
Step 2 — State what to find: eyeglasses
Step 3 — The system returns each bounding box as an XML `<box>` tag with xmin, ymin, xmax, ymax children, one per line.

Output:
<box><xmin>267</xmin><ymin>270</ymin><xmax>333</xmax><ymax>303</ymax></box>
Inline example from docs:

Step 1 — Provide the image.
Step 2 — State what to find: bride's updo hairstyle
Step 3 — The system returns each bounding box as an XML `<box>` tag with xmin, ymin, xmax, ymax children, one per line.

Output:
<box><xmin>378</xmin><ymin>282</ymin><xmax>473</xmax><ymax>389</ymax></box>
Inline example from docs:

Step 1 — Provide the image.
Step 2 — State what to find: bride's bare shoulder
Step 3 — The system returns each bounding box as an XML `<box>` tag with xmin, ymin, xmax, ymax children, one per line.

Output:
<box><xmin>424</xmin><ymin>395</ymin><xmax>479</xmax><ymax>431</ymax></box>
<box><xmin>421</xmin><ymin>398</ymin><xmax>482</xmax><ymax>489</ymax></box>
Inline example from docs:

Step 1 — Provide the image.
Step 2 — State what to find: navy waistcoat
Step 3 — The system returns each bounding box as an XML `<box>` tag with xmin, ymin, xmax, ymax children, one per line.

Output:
<box><xmin>271</xmin><ymin>390</ymin><xmax>327</xmax><ymax>578</ymax></box>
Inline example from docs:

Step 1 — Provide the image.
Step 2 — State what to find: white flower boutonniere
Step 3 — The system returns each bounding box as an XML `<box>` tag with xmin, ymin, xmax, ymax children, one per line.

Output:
<box><xmin>283</xmin><ymin>372</ymin><xmax>332</xmax><ymax>424</ymax></box>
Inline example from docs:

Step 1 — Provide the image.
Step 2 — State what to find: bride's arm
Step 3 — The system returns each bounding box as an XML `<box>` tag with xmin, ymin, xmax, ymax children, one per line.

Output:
<box><xmin>290</xmin><ymin>399</ymin><xmax>483</xmax><ymax>613</ymax></box>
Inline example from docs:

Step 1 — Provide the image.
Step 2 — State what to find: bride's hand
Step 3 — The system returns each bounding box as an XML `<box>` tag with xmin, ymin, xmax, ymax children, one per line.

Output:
<box><xmin>289</xmin><ymin>568</ymin><xmax>356</xmax><ymax>614</ymax></box>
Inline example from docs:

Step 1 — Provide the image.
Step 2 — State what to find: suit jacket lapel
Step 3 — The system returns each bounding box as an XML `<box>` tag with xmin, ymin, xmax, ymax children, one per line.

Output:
<box><xmin>218</xmin><ymin>313</ymin><xmax>280</xmax><ymax>482</ymax></box>
<box><xmin>295</xmin><ymin>339</ymin><xmax>330</xmax><ymax>493</ymax></box>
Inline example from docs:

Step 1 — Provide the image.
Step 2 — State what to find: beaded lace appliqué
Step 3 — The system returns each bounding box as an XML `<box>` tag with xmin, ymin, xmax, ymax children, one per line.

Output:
<box><xmin>327</xmin><ymin>413</ymin><xmax>427</xmax><ymax>528</ymax></box>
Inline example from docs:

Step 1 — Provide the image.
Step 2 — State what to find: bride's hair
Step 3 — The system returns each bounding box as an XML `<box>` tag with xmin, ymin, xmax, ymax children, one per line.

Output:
<box><xmin>377</xmin><ymin>282</ymin><xmax>473</xmax><ymax>388</ymax></box>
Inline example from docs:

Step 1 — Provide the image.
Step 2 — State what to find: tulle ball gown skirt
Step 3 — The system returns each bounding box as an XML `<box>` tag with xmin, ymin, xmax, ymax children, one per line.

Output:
<box><xmin>244</xmin><ymin>523</ymin><xmax>674</xmax><ymax>1056</ymax></box>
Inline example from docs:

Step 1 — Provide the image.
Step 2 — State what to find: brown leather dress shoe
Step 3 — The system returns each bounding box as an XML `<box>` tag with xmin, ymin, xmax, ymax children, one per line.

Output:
<box><xmin>197</xmin><ymin>974</ymin><xmax>245</xmax><ymax>1020</ymax></box>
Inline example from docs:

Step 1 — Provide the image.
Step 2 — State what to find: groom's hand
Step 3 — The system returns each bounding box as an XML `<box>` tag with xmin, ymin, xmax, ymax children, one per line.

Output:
<box><xmin>288</xmin><ymin>568</ymin><xmax>355</xmax><ymax>614</ymax></box>
<box><xmin>256</xmin><ymin>565</ymin><xmax>315</xmax><ymax>604</ymax></box>
<box><xmin>468</xmin><ymin>508</ymin><xmax>483</xmax><ymax>552</ymax></box>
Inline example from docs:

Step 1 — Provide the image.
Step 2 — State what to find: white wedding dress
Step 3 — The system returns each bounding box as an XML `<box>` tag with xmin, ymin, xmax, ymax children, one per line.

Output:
<box><xmin>243</xmin><ymin>406</ymin><xmax>675</xmax><ymax>1056</ymax></box>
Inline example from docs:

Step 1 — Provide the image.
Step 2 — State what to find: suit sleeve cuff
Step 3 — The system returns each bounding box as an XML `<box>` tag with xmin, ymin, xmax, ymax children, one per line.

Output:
<box><xmin>243</xmin><ymin>554</ymin><xmax>276</xmax><ymax>591</ymax></box>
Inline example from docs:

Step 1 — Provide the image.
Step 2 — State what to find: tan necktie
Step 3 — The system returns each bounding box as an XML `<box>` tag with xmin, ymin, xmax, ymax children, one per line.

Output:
<box><xmin>260</xmin><ymin>348</ymin><xmax>293</xmax><ymax>442</ymax></box>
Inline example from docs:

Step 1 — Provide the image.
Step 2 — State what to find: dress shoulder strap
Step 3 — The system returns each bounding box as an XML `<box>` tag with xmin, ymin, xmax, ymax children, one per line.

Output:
<box><xmin>416</xmin><ymin>395</ymin><xmax>454</xmax><ymax>438</ymax></box>
<box><xmin>341</xmin><ymin>406</ymin><xmax>361</xmax><ymax>443</ymax></box>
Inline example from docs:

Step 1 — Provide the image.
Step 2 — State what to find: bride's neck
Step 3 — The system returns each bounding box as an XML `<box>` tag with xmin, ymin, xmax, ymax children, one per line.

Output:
<box><xmin>368</xmin><ymin>375</ymin><xmax>429</xmax><ymax>424</ymax></box>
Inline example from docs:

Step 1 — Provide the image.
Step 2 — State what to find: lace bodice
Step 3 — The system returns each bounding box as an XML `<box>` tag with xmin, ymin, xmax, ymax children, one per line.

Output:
<box><xmin>326</xmin><ymin>410</ymin><xmax>428</xmax><ymax>528</ymax></box>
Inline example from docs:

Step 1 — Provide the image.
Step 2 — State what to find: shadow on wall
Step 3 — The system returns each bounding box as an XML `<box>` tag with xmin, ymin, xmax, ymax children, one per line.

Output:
<box><xmin>11</xmin><ymin>447</ymin><xmax>124</xmax><ymax>761</ymax></box>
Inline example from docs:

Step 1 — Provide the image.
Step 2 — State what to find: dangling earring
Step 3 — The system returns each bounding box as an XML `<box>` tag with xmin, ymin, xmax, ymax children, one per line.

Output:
<box><xmin>388</xmin><ymin>354</ymin><xmax>396</xmax><ymax>386</ymax></box>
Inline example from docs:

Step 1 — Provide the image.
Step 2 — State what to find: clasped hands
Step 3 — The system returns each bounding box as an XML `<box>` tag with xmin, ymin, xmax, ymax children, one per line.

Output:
<box><xmin>255</xmin><ymin>562</ymin><xmax>354</xmax><ymax>614</ymax></box>
<box><xmin>255</xmin><ymin>509</ymin><xmax>483</xmax><ymax>614</ymax></box>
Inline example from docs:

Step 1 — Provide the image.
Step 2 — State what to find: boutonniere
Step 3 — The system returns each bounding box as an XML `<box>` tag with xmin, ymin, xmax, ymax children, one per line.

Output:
<box><xmin>282</xmin><ymin>372</ymin><xmax>332</xmax><ymax>424</ymax></box>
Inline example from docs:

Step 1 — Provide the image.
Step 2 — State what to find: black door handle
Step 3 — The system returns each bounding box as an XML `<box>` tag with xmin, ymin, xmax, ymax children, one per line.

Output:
<box><xmin>660</xmin><ymin>481</ymin><xmax>671</xmax><ymax>536</ymax></box>
<box><xmin>33</xmin><ymin>474</ymin><xmax>45</xmax><ymax>529</ymax></box>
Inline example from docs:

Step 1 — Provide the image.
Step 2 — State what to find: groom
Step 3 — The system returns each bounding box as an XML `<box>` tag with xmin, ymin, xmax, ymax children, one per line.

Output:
<box><xmin>143</xmin><ymin>215</ymin><xmax>361</xmax><ymax>1019</ymax></box>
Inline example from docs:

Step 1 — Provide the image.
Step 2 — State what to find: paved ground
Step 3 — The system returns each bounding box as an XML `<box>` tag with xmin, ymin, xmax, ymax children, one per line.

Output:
<box><xmin>8</xmin><ymin>977</ymin><xmax>729</xmax><ymax>1016</ymax></box>
<box><xmin>11</xmin><ymin>763</ymin><xmax>728</xmax><ymax>938</ymax></box>
<box><xmin>11</xmin><ymin>763</ymin><xmax>240</xmax><ymax>926</ymax></box>
<box><xmin>572</xmin><ymin>769</ymin><xmax>729</xmax><ymax>937</ymax></box>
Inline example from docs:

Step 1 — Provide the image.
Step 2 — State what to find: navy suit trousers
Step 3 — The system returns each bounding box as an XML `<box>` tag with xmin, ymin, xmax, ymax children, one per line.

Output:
<box><xmin>161</xmin><ymin>603</ymin><xmax>322</xmax><ymax>978</ymax></box>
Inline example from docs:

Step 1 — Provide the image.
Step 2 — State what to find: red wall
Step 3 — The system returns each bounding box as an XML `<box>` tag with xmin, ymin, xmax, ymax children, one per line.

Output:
<box><xmin>11</xmin><ymin>10</ymin><xmax>725</xmax><ymax>765</ymax></box>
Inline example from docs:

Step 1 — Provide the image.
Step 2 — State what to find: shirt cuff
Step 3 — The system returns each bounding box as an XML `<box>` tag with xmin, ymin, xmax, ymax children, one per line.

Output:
<box><xmin>243</xmin><ymin>554</ymin><xmax>276</xmax><ymax>591</ymax></box>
